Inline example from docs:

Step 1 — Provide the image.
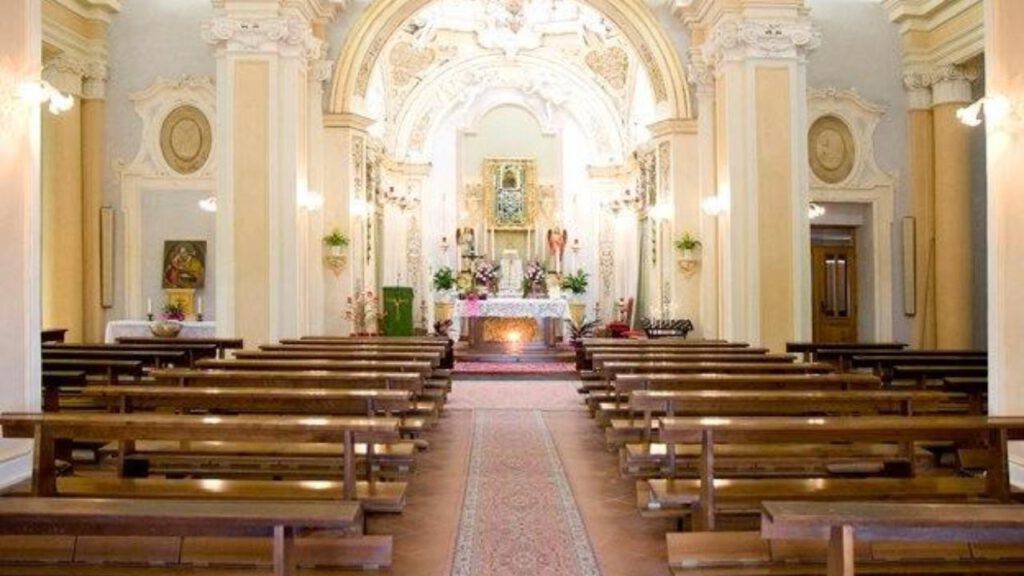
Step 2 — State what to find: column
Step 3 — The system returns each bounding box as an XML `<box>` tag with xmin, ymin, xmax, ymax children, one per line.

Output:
<box><xmin>81</xmin><ymin>67</ymin><xmax>107</xmax><ymax>343</ymax></box>
<box><xmin>0</xmin><ymin>0</ymin><xmax>42</xmax><ymax>483</ymax></box>
<box><xmin>299</xmin><ymin>57</ymin><xmax>333</xmax><ymax>337</ymax></box>
<box><xmin>322</xmin><ymin>112</ymin><xmax>372</xmax><ymax>335</ymax></box>
<box><xmin>204</xmin><ymin>1</ymin><xmax>336</xmax><ymax>346</ymax></box>
<box><xmin>904</xmin><ymin>72</ymin><xmax>937</xmax><ymax>349</ymax></box>
<box><xmin>985</xmin><ymin>0</ymin><xmax>1024</xmax><ymax>484</ymax></box>
<box><xmin>682</xmin><ymin>3</ymin><xmax>818</xmax><ymax>351</ymax></box>
<box><xmin>931</xmin><ymin>65</ymin><xmax>976</xmax><ymax>349</ymax></box>
<box><xmin>692</xmin><ymin>61</ymin><xmax>720</xmax><ymax>340</ymax></box>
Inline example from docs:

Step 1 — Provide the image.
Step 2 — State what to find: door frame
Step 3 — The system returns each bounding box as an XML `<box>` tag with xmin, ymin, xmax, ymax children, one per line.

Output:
<box><xmin>809</xmin><ymin>189</ymin><xmax>893</xmax><ymax>342</ymax></box>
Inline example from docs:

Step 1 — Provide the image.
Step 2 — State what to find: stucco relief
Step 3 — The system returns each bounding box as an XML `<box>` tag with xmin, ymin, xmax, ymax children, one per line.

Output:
<box><xmin>160</xmin><ymin>105</ymin><xmax>212</xmax><ymax>176</ymax></box>
<box><xmin>585</xmin><ymin>45</ymin><xmax>628</xmax><ymax>91</ymax></box>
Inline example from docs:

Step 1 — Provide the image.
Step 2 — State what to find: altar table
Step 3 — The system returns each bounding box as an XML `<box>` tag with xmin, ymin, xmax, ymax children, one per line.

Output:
<box><xmin>104</xmin><ymin>320</ymin><xmax>217</xmax><ymax>343</ymax></box>
<box><xmin>455</xmin><ymin>298</ymin><xmax>568</xmax><ymax>348</ymax></box>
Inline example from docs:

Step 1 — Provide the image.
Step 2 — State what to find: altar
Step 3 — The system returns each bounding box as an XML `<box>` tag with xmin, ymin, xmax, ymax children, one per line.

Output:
<box><xmin>455</xmin><ymin>297</ymin><xmax>568</xmax><ymax>348</ymax></box>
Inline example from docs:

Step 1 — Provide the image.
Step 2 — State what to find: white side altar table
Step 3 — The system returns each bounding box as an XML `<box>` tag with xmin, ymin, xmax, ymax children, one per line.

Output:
<box><xmin>104</xmin><ymin>320</ymin><xmax>217</xmax><ymax>343</ymax></box>
<box><xmin>455</xmin><ymin>298</ymin><xmax>568</xmax><ymax>348</ymax></box>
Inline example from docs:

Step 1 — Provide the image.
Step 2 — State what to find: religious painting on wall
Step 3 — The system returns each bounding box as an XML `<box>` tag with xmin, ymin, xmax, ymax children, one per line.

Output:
<box><xmin>162</xmin><ymin>240</ymin><xmax>207</xmax><ymax>289</ymax></box>
<box><xmin>484</xmin><ymin>158</ymin><xmax>538</xmax><ymax>230</ymax></box>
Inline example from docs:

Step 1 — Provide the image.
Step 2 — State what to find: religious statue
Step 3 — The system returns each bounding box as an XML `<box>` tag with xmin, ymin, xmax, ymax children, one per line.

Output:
<box><xmin>498</xmin><ymin>249</ymin><xmax>524</xmax><ymax>297</ymax></box>
<box><xmin>547</xmin><ymin>228</ymin><xmax>567</xmax><ymax>272</ymax></box>
<box><xmin>457</xmin><ymin>227</ymin><xmax>477</xmax><ymax>256</ymax></box>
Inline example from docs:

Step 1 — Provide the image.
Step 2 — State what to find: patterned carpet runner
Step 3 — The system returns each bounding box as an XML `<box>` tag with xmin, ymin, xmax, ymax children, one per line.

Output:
<box><xmin>452</xmin><ymin>410</ymin><xmax>601</xmax><ymax>576</ymax></box>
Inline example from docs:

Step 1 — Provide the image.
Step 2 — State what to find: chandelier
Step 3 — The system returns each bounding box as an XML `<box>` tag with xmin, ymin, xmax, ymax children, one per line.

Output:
<box><xmin>604</xmin><ymin>189</ymin><xmax>645</xmax><ymax>214</ymax></box>
<box><xmin>378</xmin><ymin>186</ymin><xmax>420</xmax><ymax>211</ymax></box>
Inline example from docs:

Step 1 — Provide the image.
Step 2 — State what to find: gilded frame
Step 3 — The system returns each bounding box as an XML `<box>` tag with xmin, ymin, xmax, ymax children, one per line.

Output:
<box><xmin>483</xmin><ymin>158</ymin><xmax>538</xmax><ymax>231</ymax></box>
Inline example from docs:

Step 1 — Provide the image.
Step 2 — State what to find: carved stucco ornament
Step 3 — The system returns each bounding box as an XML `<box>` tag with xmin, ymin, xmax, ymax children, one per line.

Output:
<box><xmin>808</xmin><ymin>114</ymin><xmax>855</xmax><ymax>185</ymax></box>
<box><xmin>585</xmin><ymin>45</ymin><xmax>629</xmax><ymax>91</ymax></box>
<box><xmin>160</xmin><ymin>105</ymin><xmax>212</xmax><ymax>176</ymax></box>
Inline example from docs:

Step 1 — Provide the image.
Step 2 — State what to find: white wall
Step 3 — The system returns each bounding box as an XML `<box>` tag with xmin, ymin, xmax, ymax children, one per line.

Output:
<box><xmin>461</xmin><ymin>105</ymin><xmax>560</xmax><ymax>182</ymax></box>
<box><xmin>140</xmin><ymin>189</ymin><xmax>216</xmax><ymax>319</ymax></box>
<box><xmin>104</xmin><ymin>0</ymin><xmax>216</xmax><ymax>321</ymax></box>
<box><xmin>806</xmin><ymin>0</ymin><xmax>911</xmax><ymax>343</ymax></box>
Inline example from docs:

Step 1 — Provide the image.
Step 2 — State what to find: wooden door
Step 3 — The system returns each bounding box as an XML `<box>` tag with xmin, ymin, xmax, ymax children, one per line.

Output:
<box><xmin>811</xmin><ymin>234</ymin><xmax>858</xmax><ymax>344</ymax></box>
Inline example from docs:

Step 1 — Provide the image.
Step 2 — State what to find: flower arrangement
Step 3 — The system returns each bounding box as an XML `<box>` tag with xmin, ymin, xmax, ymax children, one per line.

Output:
<box><xmin>474</xmin><ymin>260</ymin><xmax>501</xmax><ymax>294</ymax></box>
<box><xmin>323</xmin><ymin>229</ymin><xmax>350</xmax><ymax>248</ymax></box>
<box><xmin>522</xmin><ymin>260</ymin><xmax>548</xmax><ymax>298</ymax></box>
<box><xmin>162</xmin><ymin>301</ymin><xmax>186</xmax><ymax>321</ymax></box>
<box><xmin>432</xmin><ymin>266</ymin><xmax>456</xmax><ymax>293</ymax></box>
<box><xmin>345</xmin><ymin>290</ymin><xmax>383</xmax><ymax>335</ymax></box>
<box><xmin>560</xmin><ymin>268</ymin><xmax>589</xmax><ymax>295</ymax></box>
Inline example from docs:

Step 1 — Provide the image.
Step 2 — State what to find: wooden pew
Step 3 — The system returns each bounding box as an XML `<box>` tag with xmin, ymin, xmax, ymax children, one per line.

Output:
<box><xmin>45</xmin><ymin>342</ymin><xmax>220</xmax><ymax>366</ymax></box>
<box><xmin>195</xmin><ymin>358</ymin><xmax>433</xmax><ymax>377</ymax></box>
<box><xmin>666</xmin><ymin>501</ymin><xmax>1024</xmax><ymax>576</ymax></box>
<box><xmin>0</xmin><ymin>497</ymin><xmax>382</xmax><ymax>576</ymax></box>
<box><xmin>82</xmin><ymin>385</ymin><xmax>420</xmax><ymax>478</ymax></box>
<box><xmin>0</xmin><ymin>412</ymin><xmax>407</xmax><ymax>513</ymax></box>
<box><xmin>760</xmin><ymin>501</ymin><xmax>1024</xmax><ymax>576</ymax></box>
<box><xmin>849</xmin><ymin>353</ymin><xmax>987</xmax><ymax>383</ymax></box>
<box><xmin>589</xmin><ymin>361</ymin><xmax>835</xmax><ymax>399</ymax></box>
<box><xmin>892</xmin><ymin>364</ymin><xmax>989</xmax><ymax>389</ymax></box>
<box><xmin>41</xmin><ymin>371</ymin><xmax>86</xmax><ymax>412</ymax></box>
<box><xmin>786</xmin><ymin>342</ymin><xmax>908</xmax><ymax>363</ymax></box>
<box><xmin>41</xmin><ymin>358</ymin><xmax>143</xmax><ymax>384</ymax></box>
<box><xmin>581</xmin><ymin>338</ymin><xmax>742</xmax><ymax>347</ymax></box>
<box><xmin>944</xmin><ymin>376</ymin><xmax>988</xmax><ymax>414</ymax></box>
<box><xmin>290</xmin><ymin>336</ymin><xmax>455</xmax><ymax>369</ymax></box>
<box><xmin>235</xmin><ymin>349</ymin><xmax>443</xmax><ymax>368</ymax></box>
<box><xmin>116</xmin><ymin>336</ymin><xmax>244</xmax><ymax>359</ymax></box>
<box><xmin>651</xmin><ymin>415</ymin><xmax>1024</xmax><ymax>530</ymax></box>
<box><xmin>43</xmin><ymin>348</ymin><xmax>190</xmax><ymax>370</ymax></box>
<box><xmin>41</xmin><ymin>328</ymin><xmax>68</xmax><ymax>344</ymax></box>
<box><xmin>577</xmin><ymin>340</ymin><xmax>751</xmax><ymax>370</ymax></box>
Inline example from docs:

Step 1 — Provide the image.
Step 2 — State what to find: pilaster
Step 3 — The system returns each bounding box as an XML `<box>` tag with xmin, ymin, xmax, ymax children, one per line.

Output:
<box><xmin>679</xmin><ymin>0</ymin><xmax>818</xmax><ymax>351</ymax></box>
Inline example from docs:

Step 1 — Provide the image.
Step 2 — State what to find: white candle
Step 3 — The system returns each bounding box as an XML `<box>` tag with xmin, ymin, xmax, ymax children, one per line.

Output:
<box><xmin>146</xmin><ymin>298</ymin><xmax>152</xmax><ymax>315</ymax></box>
<box><xmin>197</xmin><ymin>296</ymin><xmax>203</xmax><ymax>316</ymax></box>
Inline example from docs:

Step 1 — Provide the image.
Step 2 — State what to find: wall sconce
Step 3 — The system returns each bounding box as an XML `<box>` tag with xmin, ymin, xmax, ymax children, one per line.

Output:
<box><xmin>20</xmin><ymin>80</ymin><xmax>73</xmax><ymax>115</ymax></box>
<box><xmin>198</xmin><ymin>196</ymin><xmax>217</xmax><ymax>213</ymax></box>
<box><xmin>604</xmin><ymin>189</ymin><xmax>645</xmax><ymax>214</ymax></box>
<box><xmin>958</xmin><ymin>95</ymin><xmax>1018</xmax><ymax>128</ymax></box>
<box><xmin>350</xmin><ymin>197</ymin><xmax>374</xmax><ymax>218</ymax></box>
<box><xmin>809</xmin><ymin>202</ymin><xmax>826</xmax><ymax>220</ymax></box>
<box><xmin>700</xmin><ymin>195</ymin><xmax>727</xmax><ymax>217</ymax></box>
<box><xmin>298</xmin><ymin>190</ymin><xmax>324</xmax><ymax>211</ymax></box>
<box><xmin>649</xmin><ymin>201</ymin><xmax>674</xmax><ymax>221</ymax></box>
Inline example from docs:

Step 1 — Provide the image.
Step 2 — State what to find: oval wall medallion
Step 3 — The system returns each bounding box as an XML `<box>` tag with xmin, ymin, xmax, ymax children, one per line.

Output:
<box><xmin>808</xmin><ymin>115</ymin><xmax>855</xmax><ymax>184</ymax></box>
<box><xmin>160</xmin><ymin>105</ymin><xmax>211</xmax><ymax>175</ymax></box>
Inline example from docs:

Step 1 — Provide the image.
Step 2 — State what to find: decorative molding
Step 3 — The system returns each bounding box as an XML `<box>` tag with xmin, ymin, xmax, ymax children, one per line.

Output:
<box><xmin>885</xmin><ymin>0</ymin><xmax>984</xmax><ymax>77</ymax></box>
<box><xmin>202</xmin><ymin>16</ymin><xmax>323</xmax><ymax>59</ymax></box>
<box><xmin>310</xmin><ymin>58</ymin><xmax>335</xmax><ymax>84</ymax></box>
<box><xmin>116</xmin><ymin>75</ymin><xmax>217</xmax><ymax>319</ymax></box>
<box><xmin>648</xmin><ymin>117</ymin><xmax>698</xmax><ymax>139</ymax></box>
<box><xmin>901</xmin><ymin>63</ymin><xmax>979</xmax><ymax>108</ymax></box>
<box><xmin>41</xmin><ymin>52</ymin><xmax>107</xmax><ymax>98</ymax></box>
<box><xmin>808</xmin><ymin>87</ymin><xmax>897</xmax><ymax>341</ymax></box>
<box><xmin>699</xmin><ymin>18</ymin><xmax>821</xmax><ymax>65</ymax></box>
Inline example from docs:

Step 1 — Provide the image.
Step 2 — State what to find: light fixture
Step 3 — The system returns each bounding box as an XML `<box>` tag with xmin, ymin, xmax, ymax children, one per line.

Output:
<box><xmin>297</xmin><ymin>190</ymin><xmax>324</xmax><ymax>211</ymax></box>
<box><xmin>604</xmin><ymin>189</ymin><xmax>645</xmax><ymax>214</ymax></box>
<box><xmin>350</xmin><ymin>197</ymin><xmax>374</xmax><ymax>218</ymax></box>
<box><xmin>957</xmin><ymin>95</ymin><xmax>1017</xmax><ymax>128</ymax></box>
<box><xmin>19</xmin><ymin>80</ymin><xmax>73</xmax><ymax>115</ymax></box>
<box><xmin>700</xmin><ymin>195</ymin><xmax>727</xmax><ymax>217</ymax></box>
<box><xmin>809</xmin><ymin>202</ymin><xmax>826</xmax><ymax>220</ymax></box>
<box><xmin>379</xmin><ymin>186</ymin><xmax>419</xmax><ymax>211</ymax></box>
<box><xmin>198</xmin><ymin>196</ymin><xmax>217</xmax><ymax>213</ymax></box>
<box><xmin>649</xmin><ymin>201</ymin><xmax>674</xmax><ymax>221</ymax></box>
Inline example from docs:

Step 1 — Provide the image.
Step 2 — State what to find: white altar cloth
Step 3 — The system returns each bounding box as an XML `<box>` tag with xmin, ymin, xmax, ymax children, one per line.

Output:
<box><xmin>104</xmin><ymin>320</ymin><xmax>217</xmax><ymax>343</ymax></box>
<box><xmin>455</xmin><ymin>297</ymin><xmax>568</xmax><ymax>319</ymax></box>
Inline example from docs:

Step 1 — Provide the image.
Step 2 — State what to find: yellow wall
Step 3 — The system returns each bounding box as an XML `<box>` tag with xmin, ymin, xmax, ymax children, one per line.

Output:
<box><xmin>908</xmin><ymin>108</ymin><xmax>937</xmax><ymax>349</ymax></box>
<box><xmin>755</xmin><ymin>66</ymin><xmax>795</xmax><ymax>353</ymax></box>
<box><xmin>41</xmin><ymin>100</ymin><xmax>84</xmax><ymax>342</ymax></box>
<box><xmin>233</xmin><ymin>60</ymin><xmax>271</xmax><ymax>346</ymax></box>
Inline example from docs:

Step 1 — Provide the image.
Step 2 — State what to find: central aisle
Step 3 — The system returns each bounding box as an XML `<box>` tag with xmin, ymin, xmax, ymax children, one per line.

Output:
<box><xmin>451</xmin><ymin>410</ymin><xmax>600</xmax><ymax>575</ymax></box>
<box><xmin>369</xmin><ymin>380</ymin><xmax>672</xmax><ymax>576</ymax></box>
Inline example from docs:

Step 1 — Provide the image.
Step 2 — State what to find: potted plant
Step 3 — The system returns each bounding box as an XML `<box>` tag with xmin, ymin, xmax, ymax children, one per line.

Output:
<box><xmin>432</xmin><ymin>266</ymin><xmax>457</xmax><ymax>323</ymax></box>
<box><xmin>323</xmin><ymin>229</ymin><xmax>350</xmax><ymax>275</ymax></box>
<box><xmin>473</xmin><ymin>260</ymin><xmax>500</xmax><ymax>298</ymax></box>
<box><xmin>521</xmin><ymin>260</ymin><xmax>548</xmax><ymax>299</ymax></box>
<box><xmin>560</xmin><ymin>269</ymin><xmax>589</xmax><ymax>326</ymax></box>
<box><xmin>674</xmin><ymin>232</ymin><xmax>702</xmax><ymax>276</ymax></box>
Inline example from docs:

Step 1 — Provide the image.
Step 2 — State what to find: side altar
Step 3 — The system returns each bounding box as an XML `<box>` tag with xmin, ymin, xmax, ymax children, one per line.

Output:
<box><xmin>455</xmin><ymin>297</ymin><xmax>568</xmax><ymax>348</ymax></box>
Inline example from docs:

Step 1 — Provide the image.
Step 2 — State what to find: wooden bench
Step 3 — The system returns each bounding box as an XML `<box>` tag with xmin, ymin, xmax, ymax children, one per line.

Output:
<box><xmin>944</xmin><ymin>376</ymin><xmax>988</xmax><ymax>414</ymax></box>
<box><xmin>786</xmin><ymin>342</ymin><xmax>908</xmax><ymax>363</ymax></box>
<box><xmin>41</xmin><ymin>358</ymin><xmax>144</xmax><ymax>384</ymax></box>
<box><xmin>116</xmin><ymin>336</ymin><xmax>244</xmax><ymax>359</ymax></box>
<box><xmin>41</xmin><ymin>328</ymin><xmax>68</xmax><ymax>344</ymax></box>
<box><xmin>43</xmin><ymin>349</ymin><xmax>190</xmax><ymax>369</ymax></box>
<box><xmin>41</xmin><ymin>371</ymin><xmax>86</xmax><ymax>412</ymax></box>
<box><xmin>758</xmin><ymin>501</ymin><xmax>1024</xmax><ymax>576</ymax></box>
<box><xmin>291</xmin><ymin>336</ymin><xmax>454</xmax><ymax>369</ymax></box>
<box><xmin>45</xmin><ymin>342</ymin><xmax>220</xmax><ymax>366</ymax></box>
<box><xmin>651</xmin><ymin>415</ymin><xmax>1023</xmax><ymax>530</ymax></box>
<box><xmin>0</xmin><ymin>412</ymin><xmax>407</xmax><ymax>513</ymax></box>
<box><xmin>195</xmin><ymin>358</ymin><xmax>434</xmax><ymax>378</ymax></box>
<box><xmin>0</xmin><ymin>497</ymin><xmax>384</xmax><ymax>575</ymax></box>
<box><xmin>235</xmin><ymin>349</ymin><xmax>443</xmax><ymax>368</ymax></box>
<box><xmin>892</xmin><ymin>364</ymin><xmax>989</xmax><ymax>389</ymax></box>
<box><xmin>849</xmin><ymin>353</ymin><xmax>987</xmax><ymax>383</ymax></box>
<box><xmin>578</xmin><ymin>340</ymin><xmax>751</xmax><ymax>370</ymax></box>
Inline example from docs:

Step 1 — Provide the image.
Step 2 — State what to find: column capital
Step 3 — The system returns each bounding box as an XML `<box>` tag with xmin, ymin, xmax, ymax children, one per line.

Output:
<box><xmin>930</xmin><ymin>64</ymin><xmax>978</xmax><ymax>106</ymax></box>
<box><xmin>902</xmin><ymin>70</ymin><xmax>934</xmax><ymax>110</ymax></box>
<box><xmin>202</xmin><ymin>15</ymin><xmax>324</xmax><ymax>60</ymax></box>
<box><xmin>42</xmin><ymin>53</ymin><xmax>108</xmax><ymax>99</ymax></box>
<box><xmin>695</xmin><ymin>17</ymin><xmax>821</xmax><ymax>66</ymax></box>
<box><xmin>310</xmin><ymin>57</ymin><xmax>334</xmax><ymax>83</ymax></box>
<box><xmin>686</xmin><ymin>48</ymin><xmax>716</xmax><ymax>98</ymax></box>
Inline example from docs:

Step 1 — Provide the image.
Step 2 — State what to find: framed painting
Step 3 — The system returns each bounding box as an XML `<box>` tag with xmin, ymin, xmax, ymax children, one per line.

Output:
<box><xmin>162</xmin><ymin>240</ymin><xmax>207</xmax><ymax>289</ymax></box>
<box><xmin>484</xmin><ymin>158</ymin><xmax>538</xmax><ymax>230</ymax></box>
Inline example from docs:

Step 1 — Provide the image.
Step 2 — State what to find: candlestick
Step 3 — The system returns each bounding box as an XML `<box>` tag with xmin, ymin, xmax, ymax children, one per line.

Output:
<box><xmin>197</xmin><ymin>296</ymin><xmax>203</xmax><ymax>316</ymax></box>
<box><xmin>146</xmin><ymin>298</ymin><xmax>152</xmax><ymax>315</ymax></box>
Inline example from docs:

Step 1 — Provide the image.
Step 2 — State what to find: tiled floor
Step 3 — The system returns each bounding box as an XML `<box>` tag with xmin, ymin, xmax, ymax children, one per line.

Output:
<box><xmin>372</xmin><ymin>380</ymin><xmax>672</xmax><ymax>575</ymax></box>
